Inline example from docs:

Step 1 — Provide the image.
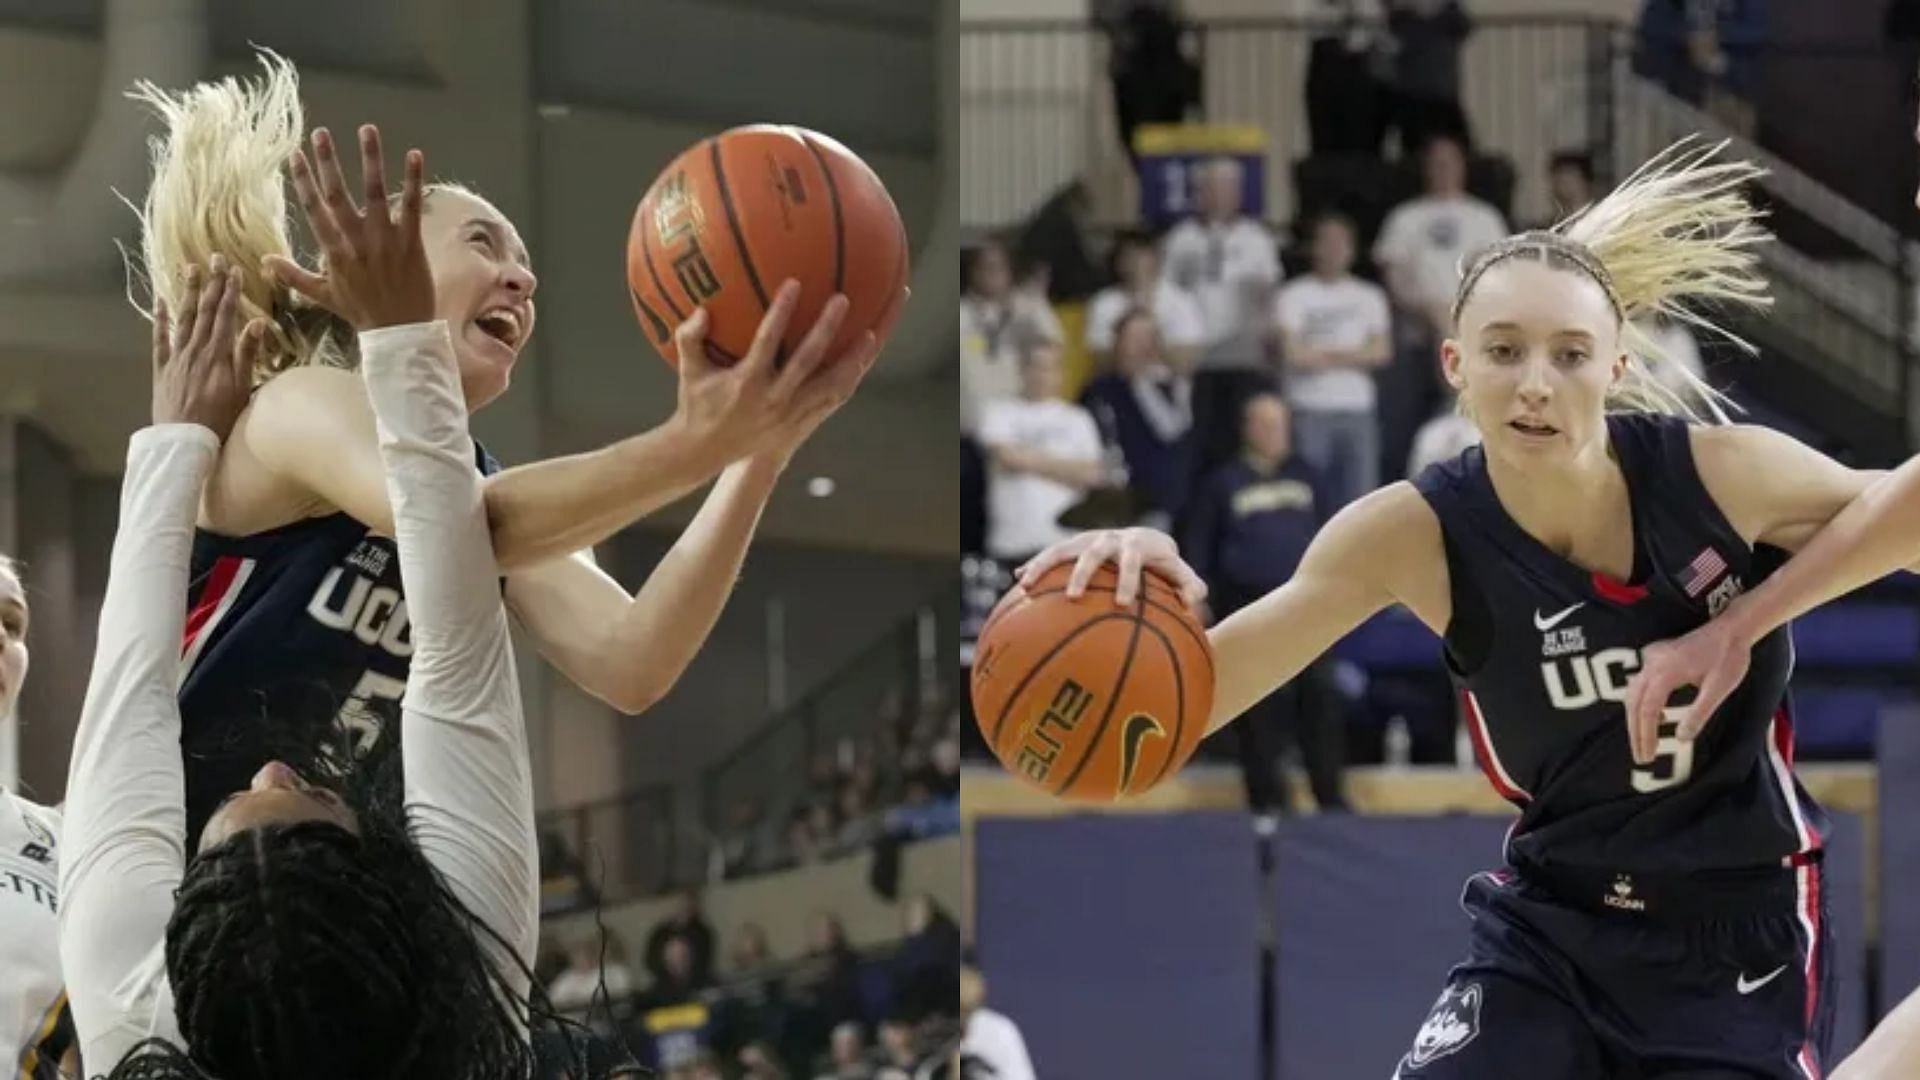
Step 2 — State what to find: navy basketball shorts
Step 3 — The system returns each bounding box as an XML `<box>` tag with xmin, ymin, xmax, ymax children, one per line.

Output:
<box><xmin>1393</xmin><ymin>864</ymin><xmax>1833</xmax><ymax>1079</ymax></box>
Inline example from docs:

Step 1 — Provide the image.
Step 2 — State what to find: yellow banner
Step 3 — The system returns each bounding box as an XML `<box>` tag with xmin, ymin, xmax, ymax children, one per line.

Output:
<box><xmin>1132</xmin><ymin>123</ymin><xmax>1269</xmax><ymax>156</ymax></box>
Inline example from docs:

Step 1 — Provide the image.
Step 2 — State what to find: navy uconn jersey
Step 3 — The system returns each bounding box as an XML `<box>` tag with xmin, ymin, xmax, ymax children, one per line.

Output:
<box><xmin>1413</xmin><ymin>413</ymin><xmax>1826</xmax><ymax>879</ymax></box>
<box><xmin>177</xmin><ymin>442</ymin><xmax>501</xmax><ymax>845</ymax></box>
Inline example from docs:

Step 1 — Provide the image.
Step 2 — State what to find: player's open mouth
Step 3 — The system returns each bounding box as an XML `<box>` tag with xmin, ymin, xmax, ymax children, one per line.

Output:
<box><xmin>1510</xmin><ymin>418</ymin><xmax>1558</xmax><ymax>437</ymax></box>
<box><xmin>473</xmin><ymin>307</ymin><xmax>525</xmax><ymax>350</ymax></box>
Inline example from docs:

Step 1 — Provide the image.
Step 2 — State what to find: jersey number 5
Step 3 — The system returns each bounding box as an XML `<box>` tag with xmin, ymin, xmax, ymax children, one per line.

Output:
<box><xmin>1630</xmin><ymin>709</ymin><xmax>1696</xmax><ymax>793</ymax></box>
<box><xmin>336</xmin><ymin>670</ymin><xmax>407</xmax><ymax>758</ymax></box>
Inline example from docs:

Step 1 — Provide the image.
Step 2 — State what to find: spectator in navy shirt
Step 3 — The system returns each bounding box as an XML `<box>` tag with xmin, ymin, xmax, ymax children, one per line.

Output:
<box><xmin>1183</xmin><ymin>393</ymin><xmax>1350</xmax><ymax>813</ymax></box>
<box><xmin>1079</xmin><ymin>309</ymin><xmax>1195</xmax><ymax>528</ymax></box>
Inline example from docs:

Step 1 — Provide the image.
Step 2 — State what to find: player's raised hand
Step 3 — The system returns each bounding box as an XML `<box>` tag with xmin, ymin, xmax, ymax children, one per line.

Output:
<box><xmin>671</xmin><ymin>280</ymin><xmax>906</xmax><ymax>473</ymax></box>
<box><xmin>265</xmin><ymin>125</ymin><xmax>435</xmax><ymax>331</ymax></box>
<box><xmin>151</xmin><ymin>254</ymin><xmax>269</xmax><ymax>440</ymax></box>
<box><xmin>1621</xmin><ymin>616</ymin><xmax>1751</xmax><ymax>766</ymax></box>
<box><xmin>1013</xmin><ymin>527</ymin><xmax>1207</xmax><ymax>610</ymax></box>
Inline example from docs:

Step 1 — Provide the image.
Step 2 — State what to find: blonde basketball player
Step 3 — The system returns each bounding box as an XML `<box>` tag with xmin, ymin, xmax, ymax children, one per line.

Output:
<box><xmin>1014</xmin><ymin>140</ymin><xmax>1920</xmax><ymax>1077</ymax></box>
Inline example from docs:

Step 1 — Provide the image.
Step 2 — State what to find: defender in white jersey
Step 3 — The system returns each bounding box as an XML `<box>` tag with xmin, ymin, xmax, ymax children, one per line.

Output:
<box><xmin>60</xmin><ymin>260</ymin><xmax>551</xmax><ymax>1078</ymax></box>
<box><xmin>0</xmin><ymin>557</ymin><xmax>77</xmax><ymax>1080</ymax></box>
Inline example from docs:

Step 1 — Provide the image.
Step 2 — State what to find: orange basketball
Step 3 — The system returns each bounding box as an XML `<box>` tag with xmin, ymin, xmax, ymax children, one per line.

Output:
<box><xmin>625</xmin><ymin>124</ymin><xmax>909</xmax><ymax>369</ymax></box>
<box><xmin>970</xmin><ymin>563</ymin><xmax>1215</xmax><ymax>802</ymax></box>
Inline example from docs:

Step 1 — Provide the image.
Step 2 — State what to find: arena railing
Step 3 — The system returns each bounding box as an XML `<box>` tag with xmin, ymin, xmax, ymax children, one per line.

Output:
<box><xmin>699</xmin><ymin>590</ymin><xmax>958</xmax><ymax>845</ymax></box>
<box><xmin>537</xmin><ymin>782</ymin><xmax>678</xmax><ymax>915</ymax></box>
<box><xmin>537</xmin><ymin>591</ymin><xmax>958</xmax><ymax>904</ymax></box>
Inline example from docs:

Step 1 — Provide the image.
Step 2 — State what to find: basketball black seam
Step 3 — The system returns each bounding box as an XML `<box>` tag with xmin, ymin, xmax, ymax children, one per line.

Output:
<box><xmin>984</xmin><ymin>613</ymin><xmax>1136</xmax><ymax>747</ymax></box>
<box><xmin>1137</xmin><ymin>620</ymin><xmax>1187</xmax><ymax>790</ymax></box>
<box><xmin>639</xmin><ymin>212</ymin><xmax>686</xmax><ymax>324</ymax></box>
<box><xmin>799</xmin><ymin>133</ymin><xmax>845</xmax><ymax>294</ymax></box>
<box><xmin>1052</xmin><ymin>591</ymin><xmax>1149</xmax><ymax>797</ymax></box>
<box><xmin>708</xmin><ymin>139</ymin><xmax>771</xmax><ymax>313</ymax></box>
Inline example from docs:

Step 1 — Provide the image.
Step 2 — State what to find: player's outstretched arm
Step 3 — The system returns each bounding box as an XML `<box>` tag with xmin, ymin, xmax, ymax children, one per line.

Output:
<box><xmin>63</xmin><ymin>264</ymin><xmax>262</xmax><ymax>1062</ymax></box>
<box><xmin>358</xmin><ymin>315</ymin><xmax>537</xmax><ymax>1000</ymax></box>
<box><xmin>1622</xmin><ymin>423</ymin><xmax>1920</xmax><ymax>759</ymax></box>
<box><xmin>1013</xmin><ymin>482</ymin><xmax>1444</xmax><ymax>737</ymax></box>
<box><xmin>503</xmin><ymin>293</ymin><xmax>886</xmax><ymax>715</ymax></box>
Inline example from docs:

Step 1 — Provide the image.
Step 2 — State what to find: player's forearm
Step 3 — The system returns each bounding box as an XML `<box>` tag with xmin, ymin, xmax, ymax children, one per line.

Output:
<box><xmin>605</xmin><ymin>455</ymin><xmax>781</xmax><ymax>711</ymax></box>
<box><xmin>1724</xmin><ymin>461</ymin><xmax>1920</xmax><ymax>647</ymax></box>
<box><xmin>481</xmin><ymin>420</ymin><xmax>724</xmax><ymax>573</ymax></box>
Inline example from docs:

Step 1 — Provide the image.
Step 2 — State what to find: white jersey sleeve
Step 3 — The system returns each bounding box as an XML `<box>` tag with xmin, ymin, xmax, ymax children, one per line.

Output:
<box><xmin>59</xmin><ymin>425</ymin><xmax>214</xmax><ymax>1066</ymax></box>
<box><xmin>357</xmin><ymin>321</ymin><xmax>538</xmax><ymax>1008</ymax></box>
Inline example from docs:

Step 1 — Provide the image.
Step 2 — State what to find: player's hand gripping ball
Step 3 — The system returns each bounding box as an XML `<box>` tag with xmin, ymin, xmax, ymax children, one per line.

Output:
<box><xmin>971</xmin><ymin>564</ymin><xmax>1214</xmax><ymax>802</ymax></box>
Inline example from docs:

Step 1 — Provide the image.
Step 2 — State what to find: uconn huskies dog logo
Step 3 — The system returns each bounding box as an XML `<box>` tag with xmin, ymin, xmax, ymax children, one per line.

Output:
<box><xmin>1402</xmin><ymin>982</ymin><xmax>1482</xmax><ymax>1070</ymax></box>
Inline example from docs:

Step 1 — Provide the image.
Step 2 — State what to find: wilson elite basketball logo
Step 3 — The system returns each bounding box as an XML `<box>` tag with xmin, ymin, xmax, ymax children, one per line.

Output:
<box><xmin>652</xmin><ymin>170</ymin><xmax>721</xmax><ymax>302</ymax></box>
<box><xmin>1012</xmin><ymin>679</ymin><xmax>1095</xmax><ymax>784</ymax></box>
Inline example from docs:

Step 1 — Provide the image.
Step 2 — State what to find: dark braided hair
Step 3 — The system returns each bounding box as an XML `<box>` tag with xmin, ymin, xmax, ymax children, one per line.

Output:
<box><xmin>97</xmin><ymin>724</ymin><xmax>641</xmax><ymax>1080</ymax></box>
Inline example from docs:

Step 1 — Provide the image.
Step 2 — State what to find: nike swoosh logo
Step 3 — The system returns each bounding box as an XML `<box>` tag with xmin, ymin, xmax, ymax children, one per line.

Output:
<box><xmin>1736</xmin><ymin>965</ymin><xmax>1788</xmax><ymax>995</ymax></box>
<box><xmin>1118</xmin><ymin>712</ymin><xmax>1165</xmax><ymax>794</ymax></box>
<box><xmin>1533</xmin><ymin>602</ymin><xmax>1587</xmax><ymax>631</ymax></box>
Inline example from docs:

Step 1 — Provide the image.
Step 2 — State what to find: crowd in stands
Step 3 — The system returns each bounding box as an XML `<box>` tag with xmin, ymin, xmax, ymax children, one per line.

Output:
<box><xmin>534</xmin><ymin>890</ymin><xmax>963</xmax><ymax>1078</ymax></box>
<box><xmin>534</xmin><ymin>688</ymin><xmax>961</xmax><ymax>1075</ymax></box>
<box><xmin>710</xmin><ymin>701</ymin><xmax>962</xmax><ymax>883</ymax></box>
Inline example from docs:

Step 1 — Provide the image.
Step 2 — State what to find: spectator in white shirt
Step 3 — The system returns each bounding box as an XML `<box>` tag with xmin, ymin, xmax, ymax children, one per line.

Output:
<box><xmin>1159</xmin><ymin>156</ymin><xmax>1283</xmax><ymax>372</ymax></box>
<box><xmin>1372</xmin><ymin>134</ymin><xmax>1507</xmax><ymax>480</ymax></box>
<box><xmin>961</xmin><ymin>237</ymin><xmax>1065</xmax><ymax>436</ymax></box>
<box><xmin>1160</xmin><ymin>156</ymin><xmax>1286</xmax><ymax>491</ymax></box>
<box><xmin>959</xmin><ymin>963</ymin><xmax>1037</xmax><ymax>1080</ymax></box>
<box><xmin>548</xmin><ymin>936</ymin><xmax>637</xmax><ymax>1029</ymax></box>
<box><xmin>1085</xmin><ymin>231</ymin><xmax>1207</xmax><ymax>367</ymax></box>
<box><xmin>978</xmin><ymin>345</ymin><xmax>1107</xmax><ymax>562</ymax></box>
<box><xmin>1274</xmin><ymin>213</ymin><xmax>1392</xmax><ymax>507</ymax></box>
<box><xmin>1373</xmin><ymin>135</ymin><xmax>1507</xmax><ymax>339</ymax></box>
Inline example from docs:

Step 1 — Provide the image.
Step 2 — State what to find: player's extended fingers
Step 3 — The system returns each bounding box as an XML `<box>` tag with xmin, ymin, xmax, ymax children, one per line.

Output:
<box><xmin>1065</xmin><ymin>533</ymin><xmax>1120</xmax><ymax>599</ymax></box>
<box><xmin>151</xmin><ymin>298</ymin><xmax>171</xmax><ymax>378</ymax></box>
<box><xmin>358</xmin><ymin>125</ymin><xmax>390</xmax><ymax>232</ymax></box>
<box><xmin>739</xmin><ymin>279</ymin><xmax>801</xmax><ymax>386</ymax></box>
<box><xmin>671</xmin><ymin>306</ymin><xmax>714</xmax><ymax>377</ymax></box>
<box><xmin>397</xmin><ymin>148</ymin><xmax>426</xmax><ymax>239</ymax></box>
<box><xmin>260</xmin><ymin>254</ymin><xmax>332</xmax><ymax>307</ymax></box>
<box><xmin>771</xmin><ymin>293</ymin><xmax>849</xmax><ymax>403</ymax></box>
<box><xmin>288</xmin><ymin>149</ymin><xmax>351</xmax><ymax>256</ymax></box>
<box><xmin>172</xmin><ymin>265</ymin><xmax>204</xmax><ymax>354</ymax></box>
<box><xmin>1631</xmin><ymin>665</ymin><xmax>1677</xmax><ymax>765</ymax></box>
<box><xmin>310</xmin><ymin>128</ymin><xmax>364</xmax><ymax>243</ymax></box>
<box><xmin>1015</xmin><ymin>535</ymin><xmax>1086</xmax><ymax>590</ymax></box>
<box><xmin>202</xmin><ymin>265</ymin><xmax>242</xmax><ymax>367</ymax></box>
<box><xmin>234</xmin><ymin>318</ymin><xmax>269</xmax><ymax>384</ymax></box>
<box><xmin>1679</xmin><ymin>662</ymin><xmax>1738</xmax><ymax>741</ymax></box>
<box><xmin>1113</xmin><ymin>541</ymin><xmax>1145</xmax><ymax>607</ymax></box>
<box><xmin>187</xmin><ymin>256</ymin><xmax>229</xmax><ymax>355</ymax></box>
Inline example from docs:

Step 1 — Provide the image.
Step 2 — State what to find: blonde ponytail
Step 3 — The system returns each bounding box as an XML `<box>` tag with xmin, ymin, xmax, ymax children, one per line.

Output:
<box><xmin>1453</xmin><ymin>137</ymin><xmax>1774</xmax><ymax>424</ymax></box>
<box><xmin>126</xmin><ymin>49</ymin><xmax>352</xmax><ymax>379</ymax></box>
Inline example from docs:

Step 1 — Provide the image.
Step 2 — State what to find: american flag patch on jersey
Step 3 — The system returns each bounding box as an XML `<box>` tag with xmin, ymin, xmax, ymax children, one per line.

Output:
<box><xmin>1677</xmin><ymin>546</ymin><xmax>1728</xmax><ymax>597</ymax></box>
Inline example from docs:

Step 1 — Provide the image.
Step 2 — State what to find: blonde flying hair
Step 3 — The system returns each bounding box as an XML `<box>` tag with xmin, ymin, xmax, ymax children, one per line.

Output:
<box><xmin>1450</xmin><ymin>137</ymin><xmax>1773</xmax><ymax>424</ymax></box>
<box><xmin>127</xmin><ymin>50</ymin><xmax>477</xmax><ymax>381</ymax></box>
